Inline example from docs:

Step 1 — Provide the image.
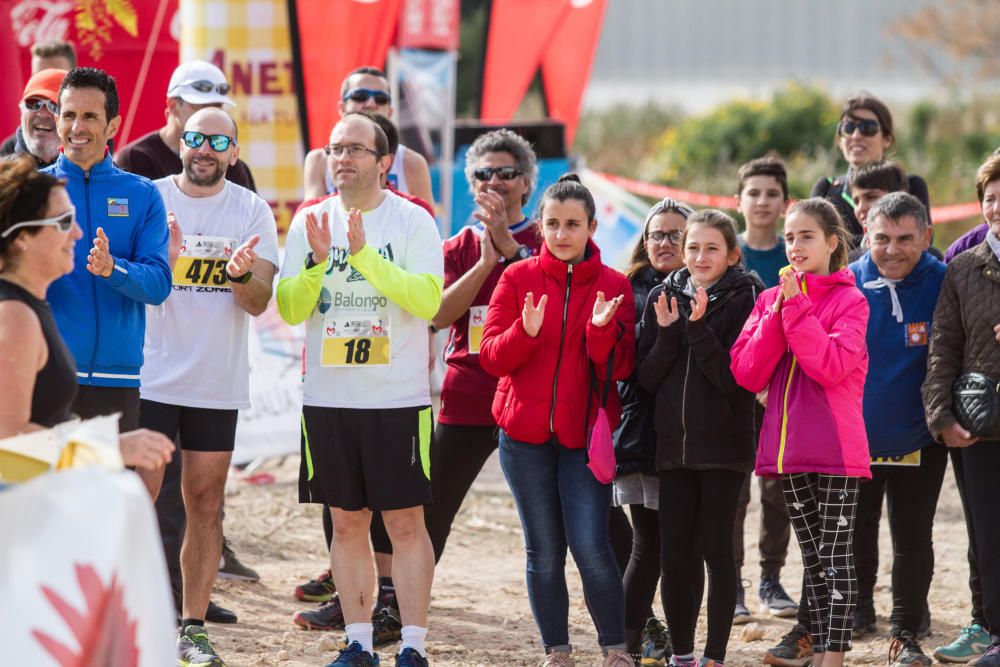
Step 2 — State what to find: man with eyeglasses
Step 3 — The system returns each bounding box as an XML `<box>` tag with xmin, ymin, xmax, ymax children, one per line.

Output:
<box><xmin>278</xmin><ymin>112</ymin><xmax>443</xmax><ymax>667</ymax></box>
<box><xmin>43</xmin><ymin>66</ymin><xmax>171</xmax><ymax>464</ymax></box>
<box><xmin>139</xmin><ymin>107</ymin><xmax>279</xmax><ymax>667</ymax></box>
<box><xmin>1</xmin><ymin>69</ymin><xmax>67</xmax><ymax>167</ymax></box>
<box><xmin>302</xmin><ymin>66</ymin><xmax>432</xmax><ymax>207</ymax></box>
<box><xmin>116</xmin><ymin>60</ymin><xmax>256</xmax><ymax>191</ymax></box>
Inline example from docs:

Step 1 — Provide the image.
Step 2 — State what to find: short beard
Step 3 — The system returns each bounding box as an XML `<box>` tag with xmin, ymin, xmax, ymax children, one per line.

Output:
<box><xmin>185</xmin><ymin>159</ymin><xmax>225</xmax><ymax>187</ymax></box>
<box><xmin>24</xmin><ymin>134</ymin><xmax>60</xmax><ymax>163</ymax></box>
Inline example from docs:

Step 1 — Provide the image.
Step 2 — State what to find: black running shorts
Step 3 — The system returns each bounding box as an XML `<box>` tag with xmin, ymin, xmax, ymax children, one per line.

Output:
<box><xmin>139</xmin><ymin>399</ymin><xmax>239</xmax><ymax>452</ymax></box>
<box><xmin>299</xmin><ymin>405</ymin><xmax>434</xmax><ymax>511</ymax></box>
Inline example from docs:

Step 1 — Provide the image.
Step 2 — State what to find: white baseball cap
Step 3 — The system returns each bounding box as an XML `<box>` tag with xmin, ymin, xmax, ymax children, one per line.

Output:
<box><xmin>167</xmin><ymin>60</ymin><xmax>235</xmax><ymax>107</ymax></box>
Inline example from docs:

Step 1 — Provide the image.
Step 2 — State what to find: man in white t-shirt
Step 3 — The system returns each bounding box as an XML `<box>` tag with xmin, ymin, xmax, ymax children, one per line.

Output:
<box><xmin>278</xmin><ymin>113</ymin><xmax>442</xmax><ymax>667</ymax></box>
<box><xmin>139</xmin><ymin>107</ymin><xmax>279</xmax><ymax>667</ymax></box>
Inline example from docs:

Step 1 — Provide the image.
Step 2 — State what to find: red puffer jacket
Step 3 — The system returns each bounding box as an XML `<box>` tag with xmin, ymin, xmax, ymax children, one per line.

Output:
<box><xmin>480</xmin><ymin>241</ymin><xmax>635</xmax><ymax>448</ymax></box>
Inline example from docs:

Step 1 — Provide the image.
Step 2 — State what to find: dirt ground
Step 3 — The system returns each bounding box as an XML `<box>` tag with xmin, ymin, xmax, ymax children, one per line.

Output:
<box><xmin>208</xmin><ymin>453</ymin><xmax>974</xmax><ymax>666</ymax></box>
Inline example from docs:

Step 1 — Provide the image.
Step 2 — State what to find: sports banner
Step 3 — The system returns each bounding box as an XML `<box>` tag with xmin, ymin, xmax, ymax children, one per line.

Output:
<box><xmin>397</xmin><ymin>0</ymin><xmax>459</xmax><ymax>51</ymax></box>
<box><xmin>180</xmin><ymin>0</ymin><xmax>303</xmax><ymax>235</ymax></box>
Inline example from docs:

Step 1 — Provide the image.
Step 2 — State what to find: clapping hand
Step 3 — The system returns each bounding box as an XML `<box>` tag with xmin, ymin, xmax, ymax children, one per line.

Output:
<box><xmin>227</xmin><ymin>235</ymin><xmax>259</xmax><ymax>281</ymax></box>
<box><xmin>653</xmin><ymin>292</ymin><xmax>680</xmax><ymax>328</ymax></box>
<box><xmin>346</xmin><ymin>208</ymin><xmax>365</xmax><ymax>255</ymax></box>
<box><xmin>592</xmin><ymin>291</ymin><xmax>623</xmax><ymax>328</ymax></box>
<box><xmin>305</xmin><ymin>210</ymin><xmax>331</xmax><ymax>264</ymax></box>
<box><xmin>87</xmin><ymin>227</ymin><xmax>114</xmax><ymax>278</ymax></box>
<box><xmin>688</xmin><ymin>287</ymin><xmax>708</xmax><ymax>322</ymax></box>
<box><xmin>522</xmin><ymin>291</ymin><xmax>547</xmax><ymax>337</ymax></box>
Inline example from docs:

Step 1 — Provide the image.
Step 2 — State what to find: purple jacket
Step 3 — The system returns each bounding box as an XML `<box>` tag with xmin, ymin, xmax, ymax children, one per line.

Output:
<box><xmin>730</xmin><ymin>268</ymin><xmax>871</xmax><ymax>479</ymax></box>
<box><xmin>944</xmin><ymin>223</ymin><xmax>988</xmax><ymax>263</ymax></box>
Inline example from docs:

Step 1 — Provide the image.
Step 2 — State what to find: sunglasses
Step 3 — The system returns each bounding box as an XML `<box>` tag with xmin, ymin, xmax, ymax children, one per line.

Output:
<box><xmin>183</xmin><ymin>131</ymin><xmax>236</xmax><ymax>152</ymax></box>
<box><xmin>839</xmin><ymin>118</ymin><xmax>881</xmax><ymax>137</ymax></box>
<box><xmin>473</xmin><ymin>166</ymin><xmax>523</xmax><ymax>182</ymax></box>
<box><xmin>175</xmin><ymin>79</ymin><xmax>231</xmax><ymax>96</ymax></box>
<box><xmin>647</xmin><ymin>230</ymin><xmax>684</xmax><ymax>245</ymax></box>
<box><xmin>343</xmin><ymin>88</ymin><xmax>391</xmax><ymax>106</ymax></box>
<box><xmin>1</xmin><ymin>207</ymin><xmax>76</xmax><ymax>238</ymax></box>
<box><xmin>22</xmin><ymin>98</ymin><xmax>58</xmax><ymax>114</ymax></box>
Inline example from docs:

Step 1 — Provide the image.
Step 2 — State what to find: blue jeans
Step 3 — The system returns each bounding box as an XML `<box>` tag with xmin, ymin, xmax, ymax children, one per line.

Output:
<box><xmin>499</xmin><ymin>431</ymin><xmax>627</xmax><ymax>652</ymax></box>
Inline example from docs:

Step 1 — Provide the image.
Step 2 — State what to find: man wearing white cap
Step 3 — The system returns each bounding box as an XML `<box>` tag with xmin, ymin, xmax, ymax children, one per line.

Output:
<box><xmin>116</xmin><ymin>60</ymin><xmax>256</xmax><ymax>190</ymax></box>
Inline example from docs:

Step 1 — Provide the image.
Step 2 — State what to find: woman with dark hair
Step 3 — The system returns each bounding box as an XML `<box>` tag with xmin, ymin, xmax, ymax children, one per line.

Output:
<box><xmin>812</xmin><ymin>93</ymin><xmax>930</xmax><ymax>245</ymax></box>
<box><xmin>0</xmin><ymin>155</ymin><xmax>172</xmax><ymax>470</ymax></box>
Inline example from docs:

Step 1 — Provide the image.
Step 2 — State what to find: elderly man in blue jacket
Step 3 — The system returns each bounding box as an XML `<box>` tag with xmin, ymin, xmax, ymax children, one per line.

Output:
<box><xmin>849</xmin><ymin>191</ymin><xmax>947</xmax><ymax>667</ymax></box>
<box><xmin>44</xmin><ymin>67</ymin><xmax>171</xmax><ymax>459</ymax></box>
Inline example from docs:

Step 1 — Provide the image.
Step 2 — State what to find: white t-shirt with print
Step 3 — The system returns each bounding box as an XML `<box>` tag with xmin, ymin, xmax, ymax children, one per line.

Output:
<box><xmin>141</xmin><ymin>177</ymin><xmax>280</xmax><ymax>409</ymax></box>
<box><xmin>280</xmin><ymin>191</ymin><xmax>443</xmax><ymax>409</ymax></box>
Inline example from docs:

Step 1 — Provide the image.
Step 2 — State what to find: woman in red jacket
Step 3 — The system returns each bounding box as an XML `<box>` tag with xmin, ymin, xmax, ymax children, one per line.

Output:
<box><xmin>481</xmin><ymin>174</ymin><xmax>636</xmax><ymax>667</ymax></box>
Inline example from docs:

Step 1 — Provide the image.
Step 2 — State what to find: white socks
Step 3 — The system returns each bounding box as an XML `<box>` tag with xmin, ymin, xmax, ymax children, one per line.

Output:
<box><xmin>400</xmin><ymin>625</ymin><xmax>428</xmax><ymax>657</ymax></box>
<box><xmin>345</xmin><ymin>622</ymin><xmax>374</xmax><ymax>654</ymax></box>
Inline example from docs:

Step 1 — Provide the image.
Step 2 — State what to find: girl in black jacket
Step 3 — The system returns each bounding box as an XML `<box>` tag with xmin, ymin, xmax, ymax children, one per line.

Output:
<box><xmin>637</xmin><ymin>210</ymin><xmax>760</xmax><ymax>667</ymax></box>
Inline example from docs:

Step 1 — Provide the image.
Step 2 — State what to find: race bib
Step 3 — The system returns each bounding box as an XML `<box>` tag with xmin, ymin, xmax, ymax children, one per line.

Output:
<box><xmin>321</xmin><ymin>314</ymin><xmax>391</xmax><ymax>367</ymax></box>
<box><xmin>468</xmin><ymin>305</ymin><xmax>487</xmax><ymax>354</ymax></box>
<box><xmin>173</xmin><ymin>235</ymin><xmax>237</xmax><ymax>289</ymax></box>
<box><xmin>870</xmin><ymin>450</ymin><xmax>921</xmax><ymax>467</ymax></box>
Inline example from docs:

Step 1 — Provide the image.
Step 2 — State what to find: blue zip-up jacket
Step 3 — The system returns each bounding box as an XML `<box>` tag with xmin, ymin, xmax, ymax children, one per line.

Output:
<box><xmin>44</xmin><ymin>152</ymin><xmax>171</xmax><ymax>387</ymax></box>
<box><xmin>850</xmin><ymin>251</ymin><xmax>946</xmax><ymax>456</ymax></box>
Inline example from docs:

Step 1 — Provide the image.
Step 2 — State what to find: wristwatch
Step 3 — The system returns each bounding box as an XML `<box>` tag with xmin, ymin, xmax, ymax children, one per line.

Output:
<box><xmin>506</xmin><ymin>244</ymin><xmax>532</xmax><ymax>263</ymax></box>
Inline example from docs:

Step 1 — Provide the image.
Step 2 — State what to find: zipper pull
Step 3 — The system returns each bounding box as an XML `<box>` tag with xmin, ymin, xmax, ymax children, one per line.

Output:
<box><xmin>567</xmin><ymin>264</ymin><xmax>573</xmax><ymax>274</ymax></box>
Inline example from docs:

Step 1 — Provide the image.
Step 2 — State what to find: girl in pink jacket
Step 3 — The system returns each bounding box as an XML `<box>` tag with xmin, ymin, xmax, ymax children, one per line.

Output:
<box><xmin>730</xmin><ymin>198</ymin><xmax>870</xmax><ymax>667</ymax></box>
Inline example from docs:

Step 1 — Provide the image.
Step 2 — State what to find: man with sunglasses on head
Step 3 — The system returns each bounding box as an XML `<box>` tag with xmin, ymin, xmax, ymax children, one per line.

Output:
<box><xmin>278</xmin><ymin>112</ymin><xmax>443</xmax><ymax>667</ymax></box>
<box><xmin>302</xmin><ymin>66</ymin><xmax>432</xmax><ymax>206</ymax></box>
<box><xmin>1</xmin><ymin>69</ymin><xmax>67</xmax><ymax>167</ymax></box>
<box><xmin>140</xmin><ymin>107</ymin><xmax>279</xmax><ymax>667</ymax></box>
<box><xmin>116</xmin><ymin>60</ymin><xmax>256</xmax><ymax>192</ymax></box>
<box><xmin>43</xmin><ymin>66</ymin><xmax>171</xmax><ymax>463</ymax></box>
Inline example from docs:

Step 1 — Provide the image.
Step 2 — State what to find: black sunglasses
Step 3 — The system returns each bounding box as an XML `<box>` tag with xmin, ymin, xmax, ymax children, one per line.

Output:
<box><xmin>473</xmin><ymin>166</ymin><xmax>523</xmax><ymax>182</ymax></box>
<box><xmin>177</xmin><ymin>79</ymin><xmax>232</xmax><ymax>96</ymax></box>
<box><xmin>839</xmin><ymin>118</ymin><xmax>880</xmax><ymax>137</ymax></box>
<box><xmin>343</xmin><ymin>88</ymin><xmax>391</xmax><ymax>106</ymax></box>
<box><xmin>183</xmin><ymin>131</ymin><xmax>236</xmax><ymax>152</ymax></box>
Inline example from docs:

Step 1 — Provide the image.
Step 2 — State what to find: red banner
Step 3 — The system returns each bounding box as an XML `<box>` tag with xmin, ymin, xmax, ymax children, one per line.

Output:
<box><xmin>5</xmin><ymin>0</ymin><xmax>179</xmax><ymax>146</ymax></box>
<box><xmin>480</xmin><ymin>0</ymin><xmax>567</xmax><ymax>122</ymax></box>
<box><xmin>540</xmin><ymin>0</ymin><xmax>607</xmax><ymax>146</ymax></box>
<box><xmin>397</xmin><ymin>0</ymin><xmax>459</xmax><ymax>51</ymax></box>
<box><xmin>295</xmin><ymin>0</ymin><xmax>401</xmax><ymax>150</ymax></box>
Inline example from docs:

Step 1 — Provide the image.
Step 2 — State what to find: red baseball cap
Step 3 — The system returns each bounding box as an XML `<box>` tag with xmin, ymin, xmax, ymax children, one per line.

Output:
<box><xmin>21</xmin><ymin>68</ymin><xmax>67</xmax><ymax>104</ymax></box>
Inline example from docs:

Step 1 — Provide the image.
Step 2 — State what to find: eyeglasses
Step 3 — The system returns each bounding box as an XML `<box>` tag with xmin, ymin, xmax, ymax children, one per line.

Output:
<box><xmin>174</xmin><ymin>79</ymin><xmax>231</xmax><ymax>96</ymax></box>
<box><xmin>472</xmin><ymin>166</ymin><xmax>523</xmax><ymax>182</ymax></box>
<box><xmin>324</xmin><ymin>143</ymin><xmax>380</xmax><ymax>159</ymax></box>
<box><xmin>1</xmin><ymin>207</ymin><xmax>76</xmax><ymax>239</ymax></box>
<box><xmin>22</xmin><ymin>98</ymin><xmax>58</xmax><ymax>114</ymax></box>
<box><xmin>182</xmin><ymin>131</ymin><xmax>236</xmax><ymax>151</ymax></box>
<box><xmin>839</xmin><ymin>118</ymin><xmax>881</xmax><ymax>137</ymax></box>
<box><xmin>343</xmin><ymin>88</ymin><xmax>391</xmax><ymax>106</ymax></box>
<box><xmin>646</xmin><ymin>230</ymin><xmax>683</xmax><ymax>245</ymax></box>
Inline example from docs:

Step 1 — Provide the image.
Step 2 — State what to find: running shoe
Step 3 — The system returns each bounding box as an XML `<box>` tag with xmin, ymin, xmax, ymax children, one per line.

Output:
<box><xmin>852</xmin><ymin>598</ymin><xmax>877</xmax><ymax>638</ymax></box>
<box><xmin>733</xmin><ymin>582</ymin><xmax>752</xmax><ymax>625</ymax></box>
<box><xmin>603</xmin><ymin>650</ymin><xmax>635</xmax><ymax>666</ymax></box>
<box><xmin>641</xmin><ymin>617</ymin><xmax>671</xmax><ymax>666</ymax></box>
<box><xmin>295</xmin><ymin>568</ymin><xmax>336</xmax><ymax>602</ymax></box>
<box><xmin>324</xmin><ymin>641</ymin><xmax>379</xmax><ymax>666</ymax></box>
<box><xmin>759</xmin><ymin>578</ymin><xmax>798</xmax><ymax>618</ymax></box>
<box><xmin>375</xmin><ymin>584</ymin><xmax>399</xmax><ymax>613</ymax></box>
<box><xmin>205</xmin><ymin>600</ymin><xmax>237</xmax><ymax>624</ymax></box>
<box><xmin>762</xmin><ymin>624</ymin><xmax>813</xmax><ymax>667</ymax></box>
<box><xmin>698</xmin><ymin>659</ymin><xmax>723</xmax><ymax>667</ymax></box>
<box><xmin>336</xmin><ymin>607</ymin><xmax>404</xmax><ymax>650</ymax></box>
<box><xmin>395</xmin><ymin>647</ymin><xmax>429</xmax><ymax>666</ymax></box>
<box><xmin>217</xmin><ymin>538</ymin><xmax>260</xmax><ymax>582</ymax></box>
<box><xmin>539</xmin><ymin>652</ymin><xmax>575</xmax><ymax>667</ymax></box>
<box><xmin>888</xmin><ymin>631</ymin><xmax>932</xmax><ymax>666</ymax></box>
<box><xmin>969</xmin><ymin>641</ymin><xmax>1000</xmax><ymax>666</ymax></box>
<box><xmin>669</xmin><ymin>656</ymin><xmax>696</xmax><ymax>667</ymax></box>
<box><xmin>933</xmin><ymin>624</ymin><xmax>992</xmax><ymax>663</ymax></box>
<box><xmin>293</xmin><ymin>593</ymin><xmax>345</xmax><ymax>631</ymax></box>
<box><xmin>177</xmin><ymin>624</ymin><xmax>225</xmax><ymax>667</ymax></box>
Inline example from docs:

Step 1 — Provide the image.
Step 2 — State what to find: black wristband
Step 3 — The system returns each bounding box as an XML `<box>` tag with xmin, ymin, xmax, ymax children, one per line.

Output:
<box><xmin>227</xmin><ymin>269</ymin><xmax>252</xmax><ymax>285</ymax></box>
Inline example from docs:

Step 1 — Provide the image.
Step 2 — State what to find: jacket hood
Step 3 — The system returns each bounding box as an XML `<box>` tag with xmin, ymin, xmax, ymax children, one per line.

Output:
<box><xmin>662</xmin><ymin>265</ymin><xmax>763</xmax><ymax>314</ymax></box>
<box><xmin>853</xmin><ymin>250</ymin><xmax>940</xmax><ymax>287</ymax></box>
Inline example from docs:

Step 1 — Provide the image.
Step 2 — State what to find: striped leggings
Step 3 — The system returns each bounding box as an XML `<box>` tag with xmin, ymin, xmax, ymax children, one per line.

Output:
<box><xmin>782</xmin><ymin>473</ymin><xmax>860</xmax><ymax>654</ymax></box>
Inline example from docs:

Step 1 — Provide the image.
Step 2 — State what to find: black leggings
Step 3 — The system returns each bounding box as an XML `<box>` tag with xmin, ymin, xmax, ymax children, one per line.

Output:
<box><xmin>854</xmin><ymin>444</ymin><xmax>948</xmax><ymax>634</ymax></box>
<box><xmin>624</xmin><ymin>504</ymin><xmax>660</xmax><ymax>642</ymax></box>
<box><xmin>784</xmin><ymin>473</ymin><xmax>859</xmax><ymax>654</ymax></box>
<box><xmin>659</xmin><ymin>468</ymin><xmax>745</xmax><ymax>662</ymax></box>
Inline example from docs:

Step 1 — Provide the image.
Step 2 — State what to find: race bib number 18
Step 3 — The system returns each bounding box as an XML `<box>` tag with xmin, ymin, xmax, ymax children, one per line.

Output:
<box><xmin>321</xmin><ymin>316</ymin><xmax>391</xmax><ymax>367</ymax></box>
<box><xmin>173</xmin><ymin>235</ymin><xmax>237</xmax><ymax>288</ymax></box>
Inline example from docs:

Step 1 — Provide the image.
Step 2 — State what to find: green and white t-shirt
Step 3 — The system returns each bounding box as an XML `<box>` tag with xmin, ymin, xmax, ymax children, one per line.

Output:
<box><xmin>279</xmin><ymin>192</ymin><xmax>443</xmax><ymax>409</ymax></box>
<box><xmin>141</xmin><ymin>177</ymin><xmax>279</xmax><ymax>409</ymax></box>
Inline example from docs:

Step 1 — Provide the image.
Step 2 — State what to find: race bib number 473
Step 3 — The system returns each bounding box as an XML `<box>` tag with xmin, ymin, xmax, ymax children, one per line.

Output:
<box><xmin>321</xmin><ymin>316</ymin><xmax>391</xmax><ymax>367</ymax></box>
<box><xmin>173</xmin><ymin>235</ymin><xmax>236</xmax><ymax>288</ymax></box>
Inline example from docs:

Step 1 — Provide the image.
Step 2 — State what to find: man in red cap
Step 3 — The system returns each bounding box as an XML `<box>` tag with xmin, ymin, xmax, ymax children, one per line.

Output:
<box><xmin>0</xmin><ymin>68</ymin><xmax>66</xmax><ymax>167</ymax></box>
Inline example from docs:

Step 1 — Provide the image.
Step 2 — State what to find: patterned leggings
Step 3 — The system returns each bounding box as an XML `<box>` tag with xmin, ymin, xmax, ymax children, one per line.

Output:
<box><xmin>782</xmin><ymin>473</ymin><xmax>860</xmax><ymax>653</ymax></box>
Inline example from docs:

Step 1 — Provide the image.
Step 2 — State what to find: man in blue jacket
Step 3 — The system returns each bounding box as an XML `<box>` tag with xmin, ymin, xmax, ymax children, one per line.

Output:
<box><xmin>849</xmin><ymin>192</ymin><xmax>947</xmax><ymax>667</ymax></box>
<box><xmin>45</xmin><ymin>67</ymin><xmax>171</xmax><ymax>465</ymax></box>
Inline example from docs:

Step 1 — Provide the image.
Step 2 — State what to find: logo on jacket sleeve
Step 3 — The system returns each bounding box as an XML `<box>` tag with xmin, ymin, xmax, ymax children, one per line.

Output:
<box><xmin>905</xmin><ymin>321</ymin><xmax>928</xmax><ymax>347</ymax></box>
<box><xmin>106</xmin><ymin>198</ymin><xmax>129</xmax><ymax>217</ymax></box>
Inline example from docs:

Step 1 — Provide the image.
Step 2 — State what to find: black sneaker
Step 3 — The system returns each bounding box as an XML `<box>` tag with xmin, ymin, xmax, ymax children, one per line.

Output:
<box><xmin>733</xmin><ymin>581</ymin><xmax>752</xmax><ymax>625</ymax></box>
<box><xmin>178</xmin><ymin>624</ymin><xmax>225</xmax><ymax>666</ymax></box>
<box><xmin>853</xmin><ymin>599</ymin><xmax>877</xmax><ymax>638</ymax></box>
<box><xmin>323</xmin><ymin>641</ymin><xmax>379</xmax><ymax>666</ymax></box>
<box><xmin>889</xmin><ymin>631</ymin><xmax>932</xmax><ymax>666</ymax></box>
<box><xmin>395</xmin><ymin>647</ymin><xmax>429</xmax><ymax>666</ymax></box>
<box><xmin>641</xmin><ymin>616</ymin><xmax>672</xmax><ymax>665</ymax></box>
<box><xmin>336</xmin><ymin>605</ymin><xmax>405</xmax><ymax>650</ymax></box>
<box><xmin>759</xmin><ymin>578</ymin><xmax>798</xmax><ymax>618</ymax></box>
<box><xmin>205</xmin><ymin>601</ymin><xmax>237</xmax><ymax>624</ymax></box>
<box><xmin>763</xmin><ymin>624</ymin><xmax>813</xmax><ymax>667</ymax></box>
<box><xmin>294</xmin><ymin>593</ymin><xmax>345</xmax><ymax>631</ymax></box>
<box><xmin>217</xmin><ymin>538</ymin><xmax>260</xmax><ymax>582</ymax></box>
<box><xmin>295</xmin><ymin>568</ymin><xmax>336</xmax><ymax>602</ymax></box>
